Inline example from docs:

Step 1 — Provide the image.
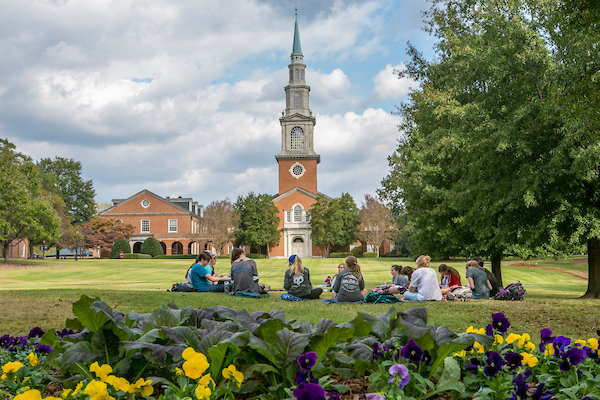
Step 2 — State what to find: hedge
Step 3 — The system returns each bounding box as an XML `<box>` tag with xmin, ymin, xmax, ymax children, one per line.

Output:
<box><xmin>153</xmin><ymin>254</ymin><xmax>197</xmax><ymax>259</ymax></box>
<box><xmin>329</xmin><ymin>252</ymin><xmax>353</xmax><ymax>258</ymax></box>
<box><xmin>246</xmin><ymin>253</ymin><xmax>268</xmax><ymax>259</ymax></box>
<box><xmin>111</xmin><ymin>239</ymin><xmax>132</xmax><ymax>259</ymax></box>
<box><xmin>362</xmin><ymin>252</ymin><xmax>377</xmax><ymax>258</ymax></box>
<box><xmin>123</xmin><ymin>253</ymin><xmax>152</xmax><ymax>259</ymax></box>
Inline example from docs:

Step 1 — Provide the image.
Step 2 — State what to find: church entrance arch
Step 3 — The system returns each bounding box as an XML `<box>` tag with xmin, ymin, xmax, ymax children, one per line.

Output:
<box><xmin>132</xmin><ymin>242</ymin><xmax>142</xmax><ymax>253</ymax></box>
<box><xmin>160</xmin><ymin>242</ymin><xmax>166</xmax><ymax>255</ymax></box>
<box><xmin>291</xmin><ymin>237</ymin><xmax>305</xmax><ymax>259</ymax></box>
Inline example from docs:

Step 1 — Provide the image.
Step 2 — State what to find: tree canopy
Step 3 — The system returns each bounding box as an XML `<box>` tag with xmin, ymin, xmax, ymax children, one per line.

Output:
<box><xmin>80</xmin><ymin>217</ymin><xmax>135</xmax><ymax>254</ymax></box>
<box><xmin>38</xmin><ymin>157</ymin><xmax>96</xmax><ymax>225</ymax></box>
<box><xmin>0</xmin><ymin>139</ymin><xmax>60</xmax><ymax>261</ymax></box>
<box><xmin>358</xmin><ymin>194</ymin><xmax>396</xmax><ymax>257</ymax></box>
<box><xmin>310</xmin><ymin>193</ymin><xmax>359</xmax><ymax>257</ymax></box>
<box><xmin>233</xmin><ymin>193</ymin><xmax>280</xmax><ymax>256</ymax></box>
<box><xmin>202</xmin><ymin>199</ymin><xmax>239</xmax><ymax>256</ymax></box>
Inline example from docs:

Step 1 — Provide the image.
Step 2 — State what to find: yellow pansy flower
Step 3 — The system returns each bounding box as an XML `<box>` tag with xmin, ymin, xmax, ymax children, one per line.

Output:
<box><xmin>131</xmin><ymin>378</ymin><xmax>153</xmax><ymax>397</ymax></box>
<box><xmin>14</xmin><ymin>389</ymin><xmax>43</xmax><ymax>400</ymax></box>
<box><xmin>493</xmin><ymin>335</ymin><xmax>504</xmax><ymax>345</ymax></box>
<box><xmin>466</xmin><ymin>326</ymin><xmax>486</xmax><ymax>335</ymax></box>
<box><xmin>587</xmin><ymin>338</ymin><xmax>599</xmax><ymax>351</ymax></box>
<box><xmin>2</xmin><ymin>361</ymin><xmax>24</xmax><ymax>374</ymax></box>
<box><xmin>89</xmin><ymin>362</ymin><xmax>113</xmax><ymax>381</ymax></box>
<box><xmin>521</xmin><ymin>353</ymin><xmax>538</xmax><ymax>367</ymax></box>
<box><xmin>222</xmin><ymin>365</ymin><xmax>243</xmax><ymax>388</ymax></box>
<box><xmin>453</xmin><ymin>350</ymin><xmax>467</xmax><ymax>357</ymax></box>
<box><xmin>105</xmin><ymin>375</ymin><xmax>131</xmax><ymax>393</ymax></box>
<box><xmin>26</xmin><ymin>353</ymin><xmax>39</xmax><ymax>367</ymax></box>
<box><xmin>472</xmin><ymin>341</ymin><xmax>485</xmax><ymax>354</ymax></box>
<box><xmin>544</xmin><ymin>344</ymin><xmax>555</xmax><ymax>356</ymax></box>
<box><xmin>194</xmin><ymin>385</ymin><xmax>211</xmax><ymax>400</ymax></box>
<box><xmin>505</xmin><ymin>333</ymin><xmax>522</xmax><ymax>344</ymax></box>
<box><xmin>84</xmin><ymin>380</ymin><xmax>115</xmax><ymax>400</ymax></box>
<box><xmin>175</xmin><ymin>367</ymin><xmax>184</xmax><ymax>377</ymax></box>
<box><xmin>182</xmin><ymin>348</ymin><xmax>209</xmax><ymax>380</ymax></box>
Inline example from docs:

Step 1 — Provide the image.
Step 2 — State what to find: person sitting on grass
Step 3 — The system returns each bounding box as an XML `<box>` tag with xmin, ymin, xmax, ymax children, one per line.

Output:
<box><xmin>229</xmin><ymin>248</ymin><xmax>262</xmax><ymax>294</ymax></box>
<box><xmin>190</xmin><ymin>252</ymin><xmax>230</xmax><ymax>292</ymax></box>
<box><xmin>403</xmin><ymin>255</ymin><xmax>443</xmax><ymax>301</ymax></box>
<box><xmin>401</xmin><ymin>266</ymin><xmax>415</xmax><ymax>283</ymax></box>
<box><xmin>330</xmin><ymin>263</ymin><xmax>345</xmax><ymax>297</ymax></box>
<box><xmin>438</xmin><ymin>264</ymin><xmax>462</xmax><ymax>295</ymax></box>
<box><xmin>332</xmin><ymin>256</ymin><xmax>368</xmax><ymax>302</ymax></box>
<box><xmin>284</xmin><ymin>255</ymin><xmax>323</xmax><ymax>299</ymax></box>
<box><xmin>465</xmin><ymin>260</ymin><xmax>492</xmax><ymax>299</ymax></box>
<box><xmin>472</xmin><ymin>256</ymin><xmax>499</xmax><ymax>296</ymax></box>
<box><xmin>388</xmin><ymin>264</ymin><xmax>409</xmax><ymax>294</ymax></box>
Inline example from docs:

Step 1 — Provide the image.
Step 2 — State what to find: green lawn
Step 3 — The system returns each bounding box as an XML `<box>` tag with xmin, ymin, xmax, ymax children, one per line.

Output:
<box><xmin>1</xmin><ymin>257</ymin><xmax>598</xmax><ymax>342</ymax></box>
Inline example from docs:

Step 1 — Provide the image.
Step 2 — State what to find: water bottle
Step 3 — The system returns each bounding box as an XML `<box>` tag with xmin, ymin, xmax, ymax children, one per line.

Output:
<box><xmin>224</xmin><ymin>281</ymin><xmax>231</xmax><ymax>295</ymax></box>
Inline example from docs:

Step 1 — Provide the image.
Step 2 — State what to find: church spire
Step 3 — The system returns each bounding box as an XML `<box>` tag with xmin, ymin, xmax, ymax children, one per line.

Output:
<box><xmin>292</xmin><ymin>6</ymin><xmax>302</xmax><ymax>55</ymax></box>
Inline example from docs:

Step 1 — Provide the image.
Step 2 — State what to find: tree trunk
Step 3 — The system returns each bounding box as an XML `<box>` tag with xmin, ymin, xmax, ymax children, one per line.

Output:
<box><xmin>582</xmin><ymin>237</ymin><xmax>600</xmax><ymax>299</ymax></box>
<box><xmin>3</xmin><ymin>245</ymin><xmax>8</xmax><ymax>263</ymax></box>
<box><xmin>375</xmin><ymin>245</ymin><xmax>380</xmax><ymax>257</ymax></box>
<box><xmin>491</xmin><ymin>253</ymin><xmax>502</xmax><ymax>288</ymax></box>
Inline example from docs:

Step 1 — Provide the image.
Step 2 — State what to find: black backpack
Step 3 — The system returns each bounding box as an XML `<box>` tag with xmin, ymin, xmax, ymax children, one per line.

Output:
<box><xmin>493</xmin><ymin>281</ymin><xmax>526</xmax><ymax>301</ymax></box>
<box><xmin>364</xmin><ymin>291</ymin><xmax>400</xmax><ymax>304</ymax></box>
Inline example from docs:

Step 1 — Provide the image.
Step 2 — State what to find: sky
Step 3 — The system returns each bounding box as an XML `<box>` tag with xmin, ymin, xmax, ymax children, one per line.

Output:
<box><xmin>1</xmin><ymin>0</ymin><xmax>436</xmax><ymax>209</ymax></box>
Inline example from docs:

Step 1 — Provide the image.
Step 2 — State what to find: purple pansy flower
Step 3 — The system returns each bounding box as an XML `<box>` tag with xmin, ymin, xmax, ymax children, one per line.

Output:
<box><xmin>388</xmin><ymin>364</ymin><xmax>410</xmax><ymax>388</ymax></box>
<box><xmin>371</xmin><ymin>342</ymin><xmax>384</xmax><ymax>363</ymax></box>
<box><xmin>485</xmin><ymin>324</ymin><xmax>494</xmax><ymax>337</ymax></box>
<box><xmin>293</xmin><ymin>382</ymin><xmax>327</xmax><ymax>400</ymax></box>
<box><xmin>531</xmin><ymin>383</ymin><xmax>552</xmax><ymax>400</ymax></box>
<box><xmin>28</xmin><ymin>327</ymin><xmax>45</xmax><ymax>338</ymax></box>
<box><xmin>539</xmin><ymin>328</ymin><xmax>555</xmax><ymax>352</ymax></box>
<box><xmin>483</xmin><ymin>351</ymin><xmax>504</xmax><ymax>377</ymax></box>
<box><xmin>297</xmin><ymin>351</ymin><xmax>318</xmax><ymax>371</ymax></box>
<box><xmin>36</xmin><ymin>344</ymin><xmax>53</xmax><ymax>354</ymax></box>
<box><xmin>512</xmin><ymin>369</ymin><xmax>532</xmax><ymax>399</ymax></box>
<box><xmin>325</xmin><ymin>392</ymin><xmax>340</xmax><ymax>400</ymax></box>
<box><xmin>56</xmin><ymin>329</ymin><xmax>75</xmax><ymax>338</ymax></box>
<box><xmin>562</xmin><ymin>347</ymin><xmax>586</xmax><ymax>366</ymax></box>
<box><xmin>491</xmin><ymin>312</ymin><xmax>510</xmax><ymax>333</ymax></box>
<box><xmin>504</xmin><ymin>351</ymin><xmax>523</xmax><ymax>371</ymax></box>
<box><xmin>401</xmin><ymin>339</ymin><xmax>423</xmax><ymax>364</ymax></box>
<box><xmin>365</xmin><ymin>394</ymin><xmax>386</xmax><ymax>400</ymax></box>
<box><xmin>553</xmin><ymin>336</ymin><xmax>571</xmax><ymax>356</ymax></box>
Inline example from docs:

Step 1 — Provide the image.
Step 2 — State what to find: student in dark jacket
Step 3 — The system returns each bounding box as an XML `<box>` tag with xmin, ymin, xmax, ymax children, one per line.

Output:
<box><xmin>229</xmin><ymin>248</ymin><xmax>261</xmax><ymax>294</ymax></box>
<box><xmin>284</xmin><ymin>255</ymin><xmax>322</xmax><ymax>299</ymax></box>
<box><xmin>472</xmin><ymin>257</ymin><xmax>499</xmax><ymax>296</ymax></box>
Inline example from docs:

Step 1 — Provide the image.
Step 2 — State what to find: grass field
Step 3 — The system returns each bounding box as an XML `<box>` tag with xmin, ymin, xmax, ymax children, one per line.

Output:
<box><xmin>1</xmin><ymin>256</ymin><xmax>598</xmax><ymax>342</ymax></box>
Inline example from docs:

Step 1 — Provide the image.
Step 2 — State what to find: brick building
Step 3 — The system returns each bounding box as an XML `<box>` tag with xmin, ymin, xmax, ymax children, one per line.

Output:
<box><xmin>99</xmin><ymin>190</ymin><xmax>213</xmax><ymax>256</ymax></box>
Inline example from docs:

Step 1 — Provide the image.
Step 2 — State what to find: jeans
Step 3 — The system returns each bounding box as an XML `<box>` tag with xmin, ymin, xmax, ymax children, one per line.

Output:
<box><xmin>403</xmin><ymin>291</ymin><xmax>420</xmax><ymax>301</ymax></box>
<box><xmin>206</xmin><ymin>283</ymin><xmax>225</xmax><ymax>292</ymax></box>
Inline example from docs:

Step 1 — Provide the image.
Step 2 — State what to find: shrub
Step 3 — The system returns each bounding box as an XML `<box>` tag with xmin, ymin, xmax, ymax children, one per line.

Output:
<box><xmin>382</xmin><ymin>251</ymin><xmax>399</xmax><ymax>257</ymax></box>
<box><xmin>329</xmin><ymin>252</ymin><xmax>353</xmax><ymax>258</ymax></box>
<box><xmin>123</xmin><ymin>253</ymin><xmax>151</xmax><ymax>259</ymax></box>
<box><xmin>217</xmin><ymin>254</ymin><xmax>230</xmax><ymax>259</ymax></box>
<box><xmin>140</xmin><ymin>237</ymin><xmax>163</xmax><ymax>257</ymax></box>
<box><xmin>351</xmin><ymin>246</ymin><xmax>364</xmax><ymax>258</ymax></box>
<box><xmin>153</xmin><ymin>254</ymin><xmax>197</xmax><ymax>259</ymax></box>
<box><xmin>111</xmin><ymin>239</ymin><xmax>131</xmax><ymax>259</ymax></box>
<box><xmin>246</xmin><ymin>253</ymin><xmax>267</xmax><ymax>259</ymax></box>
<box><xmin>363</xmin><ymin>252</ymin><xmax>377</xmax><ymax>258</ymax></box>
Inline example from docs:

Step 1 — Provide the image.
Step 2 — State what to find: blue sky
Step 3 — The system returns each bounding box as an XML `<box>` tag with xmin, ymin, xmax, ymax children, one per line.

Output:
<box><xmin>0</xmin><ymin>0</ymin><xmax>435</xmax><ymax>208</ymax></box>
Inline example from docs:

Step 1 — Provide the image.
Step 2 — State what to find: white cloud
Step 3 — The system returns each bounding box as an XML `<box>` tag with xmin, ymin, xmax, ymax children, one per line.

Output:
<box><xmin>373</xmin><ymin>63</ymin><xmax>415</xmax><ymax>101</ymax></box>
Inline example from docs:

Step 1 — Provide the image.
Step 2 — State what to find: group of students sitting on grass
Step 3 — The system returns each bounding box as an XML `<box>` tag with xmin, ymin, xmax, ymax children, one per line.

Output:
<box><xmin>182</xmin><ymin>249</ymin><xmax>499</xmax><ymax>302</ymax></box>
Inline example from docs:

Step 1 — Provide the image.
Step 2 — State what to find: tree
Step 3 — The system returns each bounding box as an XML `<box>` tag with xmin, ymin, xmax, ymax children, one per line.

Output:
<box><xmin>233</xmin><ymin>193</ymin><xmax>280</xmax><ymax>257</ymax></box>
<box><xmin>140</xmin><ymin>237</ymin><xmax>163</xmax><ymax>257</ymax></box>
<box><xmin>0</xmin><ymin>139</ymin><xmax>60</xmax><ymax>262</ymax></box>
<box><xmin>37</xmin><ymin>157</ymin><xmax>96</xmax><ymax>225</ymax></box>
<box><xmin>80</xmin><ymin>217</ymin><xmax>135</xmax><ymax>256</ymax></box>
<box><xmin>310</xmin><ymin>193</ymin><xmax>359</xmax><ymax>257</ymax></box>
<box><xmin>379</xmin><ymin>0</ymin><xmax>559</xmax><ymax>286</ymax></box>
<box><xmin>202</xmin><ymin>199</ymin><xmax>239</xmax><ymax>256</ymax></box>
<box><xmin>111</xmin><ymin>239</ymin><xmax>132</xmax><ymax>259</ymax></box>
<box><xmin>358</xmin><ymin>194</ymin><xmax>396</xmax><ymax>257</ymax></box>
<box><xmin>539</xmin><ymin>0</ymin><xmax>600</xmax><ymax>298</ymax></box>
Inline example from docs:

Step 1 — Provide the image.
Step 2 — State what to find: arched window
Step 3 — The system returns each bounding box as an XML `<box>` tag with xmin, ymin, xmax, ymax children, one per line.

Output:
<box><xmin>294</xmin><ymin>205</ymin><xmax>303</xmax><ymax>222</ymax></box>
<box><xmin>301</xmin><ymin>70</ymin><xmax>304</xmax><ymax>80</ymax></box>
<box><xmin>290</xmin><ymin>126</ymin><xmax>304</xmax><ymax>149</ymax></box>
<box><xmin>293</xmin><ymin>92</ymin><xmax>301</xmax><ymax>107</ymax></box>
<box><xmin>295</xmin><ymin>69</ymin><xmax>299</xmax><ymax>80</ymax></box>
<box><xmin>290</xmin><ymin>69</ymin><xmax>293</xmax><ymax>81</ymax></box>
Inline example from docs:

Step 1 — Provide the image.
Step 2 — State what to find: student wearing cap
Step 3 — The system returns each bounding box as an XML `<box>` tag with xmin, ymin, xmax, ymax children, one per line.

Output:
<box><xmin>284</xmin><ymin>255</ymin><xmax>323</xmax><ymax>299</ymax></box>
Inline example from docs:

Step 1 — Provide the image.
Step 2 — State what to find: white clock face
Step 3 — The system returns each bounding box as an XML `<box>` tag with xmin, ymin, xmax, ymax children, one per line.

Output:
<box><xmin>289</xmin><ymin>162</ymin><xmax>306</xmax><ymax>179</ymax></box>
<box><xmin>141</xmin><ymin>199</ymin><xmax>150</xmax><ymax>208</ymax></box>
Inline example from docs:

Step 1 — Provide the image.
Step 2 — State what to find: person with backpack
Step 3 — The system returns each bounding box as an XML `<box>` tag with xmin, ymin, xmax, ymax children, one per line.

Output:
<box><xmin>284</xmin><ymin>255</ymin><xmax>323</xmax><ymax>299</ymax></box>
<box><xmin>465</xmin><ymin>260</ymin><xmax>492</xmax><ymax>299</ymax></box>
<box><xmin>332</xmin><ymin>256</ymin><xmax>367</xmax><ymax>302</ymax></box>
<box><xmin>403</xmin><ymin>255</ymin><xmax>443</xmax><ymax>301</ymax></box>
<box><xmin>190</xmin><ymin>252</ymin><xmax>230</xmax><ymax>292</ymax></box>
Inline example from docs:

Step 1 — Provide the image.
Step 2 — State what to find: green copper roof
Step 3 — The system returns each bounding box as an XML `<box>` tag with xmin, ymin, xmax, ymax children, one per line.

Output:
<box><xmin>292</xmin><ymin>9</ymin><xmax>302</xmax><ymax>55</ymax></box>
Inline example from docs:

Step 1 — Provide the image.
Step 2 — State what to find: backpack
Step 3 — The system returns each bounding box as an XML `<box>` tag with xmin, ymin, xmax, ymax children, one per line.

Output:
<box><xmin>170</xmin><ymin>283</ymin><xmax>195</xmax><ymax>292</ymax></box>
<box><xmin>364</xmin><ymin>291</ymin><xmax>400</xmax><ymax>304</ymax></box>
<box><xmin>494</xmin><ymin>281</ymin><xmax>526</xmax><ymax>301</ymax></box>
<box><xmin>234</xmin><ymin>291</ymin><xmax>262</xmax><ymax>298</ymax></box>
<box><xmin>281</xmin><ymin>293</ymin><xmax>308</xmax><ymax>301</ymax></box>
<box><xmin>446</xmin><ymin>286</ymin><xmax>472</xmax><ymax>301</ymax></box>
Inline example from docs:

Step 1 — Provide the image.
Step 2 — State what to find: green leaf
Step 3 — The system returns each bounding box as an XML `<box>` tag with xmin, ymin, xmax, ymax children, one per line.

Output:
<box><xmin>72</xmin><ymin>294</ymin><xmax>110</xmax><ymax>332</ymax></box>
<box><xmin>435</xmin><ymin>357</ymin><xmax>461</xmax><ymax>389</ymax></box>
<box><xmin>272</xmin><ymin>328</ymin><xmax>310</xmax><ymax>369</ymax></box>
<box><xmin>309</xmin><ymin>325</ymin><xmax>355</xmax><ymax>366</ymax></box>
<box><xmin>62</xmin><ymin>341</ymin><xmax>103</xmax><ymax>364</ymax></box>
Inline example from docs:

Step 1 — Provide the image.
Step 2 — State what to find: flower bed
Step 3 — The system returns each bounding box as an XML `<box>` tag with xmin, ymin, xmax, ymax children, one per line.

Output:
<box><xmin>1</xmin><ymin>295</ymin><xmax>599</xmax><ymax>400</ymax></box>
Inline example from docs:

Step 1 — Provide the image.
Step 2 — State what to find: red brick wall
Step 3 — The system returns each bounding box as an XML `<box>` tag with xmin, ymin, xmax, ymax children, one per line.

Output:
<box><xmin>278</xmin><ymin>159</ymin><xmax>317</xmax><ymax>194</ymax></box>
